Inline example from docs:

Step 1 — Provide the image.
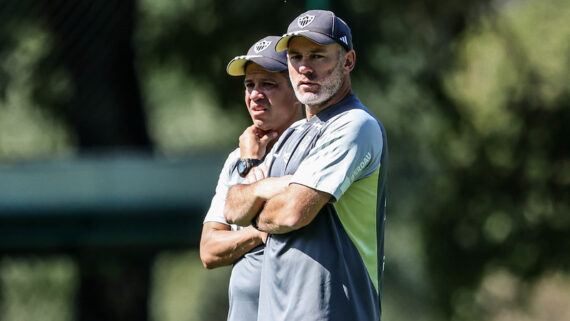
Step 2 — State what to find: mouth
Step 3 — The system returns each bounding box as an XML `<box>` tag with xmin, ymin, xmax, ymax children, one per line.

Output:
<box><xmin>250</xmin><ymin>105</ymin><xmax>268</xmax><ymax>115</ymax></box>
<box><xmin>298</xmin><ymin>81</ymin><xmax>319</xmax><ymax>92</ymax></box>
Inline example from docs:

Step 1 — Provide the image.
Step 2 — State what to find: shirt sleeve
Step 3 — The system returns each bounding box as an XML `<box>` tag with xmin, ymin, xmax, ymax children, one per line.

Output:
<box><xmin>203</xmin><ymin>149</ymin><xmax>241</xmax><ymax>226</ymax></box>
<box><xmin>291</xmin><ymin>110</ymin><xmax>383</xmax><ymax>201</ymax></box>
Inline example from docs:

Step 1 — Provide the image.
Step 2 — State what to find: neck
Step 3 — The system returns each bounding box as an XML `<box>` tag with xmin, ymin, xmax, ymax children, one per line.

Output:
<box><xmin>305</xmin><ymin>83</ymin><xmax>352</xmax><ymax>119</ymax></box>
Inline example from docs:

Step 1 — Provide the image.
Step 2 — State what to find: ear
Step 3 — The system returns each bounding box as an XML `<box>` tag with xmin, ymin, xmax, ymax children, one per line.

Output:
<box><xmin>343</xmin><ymin>50</ymin><xmax>356</xmax><ymax>73</ymax></box>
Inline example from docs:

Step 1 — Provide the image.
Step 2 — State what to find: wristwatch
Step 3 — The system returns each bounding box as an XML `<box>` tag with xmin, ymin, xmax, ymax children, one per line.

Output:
<box><xmin>237</xmin><ymin>158</ymin><xmax>262</xmax><ymax>178</ymax></box>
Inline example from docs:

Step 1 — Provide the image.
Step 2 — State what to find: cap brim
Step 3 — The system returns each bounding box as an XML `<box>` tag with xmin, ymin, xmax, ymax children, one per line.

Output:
<box><xmin>226</xmin><ymin>55</ymin><xmax>287</xmax><ymax>76</ymax></box>
<box><xmin>276</xmin><ymin>30</ymin><xmax>336</xmax><ymax>52</ymax></box>
<box><xmin>226</xmin><ymin>57</ymin><xmax>248</xmax><ymax>76</ymax></box>
<box><xmin>275</xmin><ymin>34</ymin><xmax>294</xmax><ymax>52</ymax></box>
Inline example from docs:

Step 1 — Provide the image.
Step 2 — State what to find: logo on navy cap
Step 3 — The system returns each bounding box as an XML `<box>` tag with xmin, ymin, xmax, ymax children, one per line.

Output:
<box><xmin>254</xmin><ymin>40</ymin><xmax>271</xmax><ymax>53</ymax></box>
<box><xmin>297</xmin><ymin>14</ymin><xmax>315</xmax><ymax>28</ymax></box>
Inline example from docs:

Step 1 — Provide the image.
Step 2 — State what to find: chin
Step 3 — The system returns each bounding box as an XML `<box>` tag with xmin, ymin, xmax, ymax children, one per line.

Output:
<box><xmin>252</xmin><ymin>120</ymin><xmax>267</xmax><ymax>129</ymax></box>
<box><xmin>295</xmin><ymin>88</ymin><xmax>320</xmax><ymax>104</ymax></box>
<box><xmin>299</xmin><ymin>94</ymin><xmax>326</xmax><ymax>105</ymax></box>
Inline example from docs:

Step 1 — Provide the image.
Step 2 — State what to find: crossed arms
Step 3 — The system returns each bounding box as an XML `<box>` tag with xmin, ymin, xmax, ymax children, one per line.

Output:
<box><xmin>201</xmin><ymin>166</ymin><xmax>330</xmax><ymax>269</ymax></box>
<box><xmin>200</xmin><ymin>125</ymin><xmax>332</xmax><ymax>268</ymax></box>
<box><xmin>224</xmin><ymin>169</ymin><xmax>331</xmax><ymax>234</ymax></box>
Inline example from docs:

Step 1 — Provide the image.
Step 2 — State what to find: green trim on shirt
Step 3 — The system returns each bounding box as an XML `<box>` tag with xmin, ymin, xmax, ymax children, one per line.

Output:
<box><xmin>333</xmin><ymin>167</ymin><xmax>380</xmax><ymax>293</ymax></box>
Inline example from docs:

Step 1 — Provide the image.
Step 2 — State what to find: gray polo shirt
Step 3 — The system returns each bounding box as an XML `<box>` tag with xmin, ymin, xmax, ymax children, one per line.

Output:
<box><xmin>203</xmin><ymin>148</ymin><xmax>264</xmax><ymax>321</ymax></box>
<box><xmin>258</xmin><ymin>94</ymin><xmax>388</xmax><ymax>321</ymax></box>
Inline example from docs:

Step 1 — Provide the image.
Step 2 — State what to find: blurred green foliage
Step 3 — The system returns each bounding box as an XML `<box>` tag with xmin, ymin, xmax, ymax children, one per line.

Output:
<box><xmin>0</xmin><ymin>256</ymin><xmax>76</xmax><ymax>321</ymax></box>
<box><xmin>0</xmin><ymin>0</ymin><xmax>568</xmax><ymax>320</ymax></box>
<box><xmin>420</xmin><ymin>0</ymin><xmax>570</xmax><ymax>316</ymax></box>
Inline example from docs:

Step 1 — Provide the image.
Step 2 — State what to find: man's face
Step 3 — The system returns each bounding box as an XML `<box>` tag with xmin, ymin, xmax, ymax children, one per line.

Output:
<box><xmin>286</xmin><ymin>37</ymin><xmax>345</xmax><ymax>106</ymax></box>
<box><xmin>244</xmin><ymin>63</ymin><xmax>299</xmax><ymax>134</ymax></box>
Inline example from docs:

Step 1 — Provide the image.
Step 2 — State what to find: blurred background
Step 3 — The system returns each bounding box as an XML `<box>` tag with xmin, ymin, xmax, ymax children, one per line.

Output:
<box><xmin>0</xmin><ymin>0</ymin><xmax>568</xmax><ymax>320</ymax></box>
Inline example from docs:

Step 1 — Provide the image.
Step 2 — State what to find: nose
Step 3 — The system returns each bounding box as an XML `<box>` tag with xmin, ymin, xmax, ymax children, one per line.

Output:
<box><xmin>250</xmin><ymin>86</ymin><xmax>264</xmax><ymax>100</ymax></box>
<box><xmin>298</xmin><ymin>58</ymin><xmax>313</xmax><ymax>76</ymax></box>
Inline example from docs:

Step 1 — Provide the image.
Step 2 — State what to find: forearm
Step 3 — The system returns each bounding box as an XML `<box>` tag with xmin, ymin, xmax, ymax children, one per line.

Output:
<box><xmin>200</xmin><ymin>225</ymin><xmax>265</xmax><ymax>269</ymax></box>
<box><xmin>224</xmin><ymin>176</ymin><xmax>292</xmax><ymax>226</ymax></box>
<box><xmin>224</xmin><ymin>183</ymin><xmax>266</xmax><ymax>226</ymax></box>
<box><xmin>255</xmin><ymin>194</ymin><xmax>297</xmax><ymax>234</ymax></box>
<box><xmin>255</xmin><ymin>183</ymin><xmax>331</xmax><ymax>234</ymax></box>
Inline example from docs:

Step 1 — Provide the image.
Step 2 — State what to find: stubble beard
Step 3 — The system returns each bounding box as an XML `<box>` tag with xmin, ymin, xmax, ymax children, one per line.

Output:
<box><xmin>292</xmin><ymin>58</ymin><xmax>344</xmax><ymax>107</ymax></box>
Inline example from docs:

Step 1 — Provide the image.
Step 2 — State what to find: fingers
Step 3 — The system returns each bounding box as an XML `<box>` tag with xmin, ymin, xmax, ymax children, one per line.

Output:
<box><xmin>260</xmin><ymin>231</ymin><xmax>268</xmax><ymax>244</ymax></box>
<box><xmin>259</xmin><ymin>163</ymin><xmax>269</xmax><ymax>175</ymax></box>
<box><xmin>240</xmin><ymin>125</ymin><xmax>263</xmax><ymax>159</ymax></box>
<box><xmin>253</xmin><ymin>127</ymin><xmax>268</xmax><ymax>138</ymax></box>
<box><xmin>244</xmin><ymin>166</ymin><xmax>266</xmax><ymax>184</ymax></box>
<box><xmin>239</xmin><ymin>125</ymin><xmax>257</xmax><ymax>141</ymax></box>
<box><xmin>259</xmin><ymin>131</ymin><xmax>278</xmax><ymax>146</ymax></box>
<box><xmin>240</xmin><ymin>125</ymin><xmax>278</xmax><ymax>160</ymax></box>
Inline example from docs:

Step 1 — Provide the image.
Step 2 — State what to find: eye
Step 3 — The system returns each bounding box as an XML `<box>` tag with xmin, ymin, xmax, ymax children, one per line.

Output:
<box><xmin>288</xmin><ymin>54</ymin><xmax>301</xmax><ymax>61</ymax></box>
<box><xmin>263</xmin><ymin>82</ymin><xmax>276</xmax><ymax>88</ymax></box>
<box><xmin>245</xmin><ymin>82</ymin><xmax>254</xmax><ymax>89</ymax></box>
<box><xmin>311</xmin><ymin>54</ymin><xmax>324</xmax><ymax>59</ymax></box>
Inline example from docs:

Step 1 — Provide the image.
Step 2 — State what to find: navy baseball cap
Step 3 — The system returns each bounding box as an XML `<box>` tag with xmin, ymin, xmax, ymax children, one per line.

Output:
<box><xmin>275</xmin><ymin>10</ymin><xmax>353</xmax><ymax>52</ymax></box>
<box><xmin>226</xmin><ymin>36</ymin><xmax>288</xmax><ymax>76</ymax></box>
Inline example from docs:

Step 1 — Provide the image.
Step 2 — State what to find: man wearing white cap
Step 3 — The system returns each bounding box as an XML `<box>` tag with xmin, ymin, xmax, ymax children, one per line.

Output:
<box><xmin>199</xmin><ymin>35</ymin><xmax>302</xmax><ymax>321</ymax></box>
<box><xmin>225</xmin><ymin>10</ymin><xmax>388</xmax><ymax>321</ymax></box>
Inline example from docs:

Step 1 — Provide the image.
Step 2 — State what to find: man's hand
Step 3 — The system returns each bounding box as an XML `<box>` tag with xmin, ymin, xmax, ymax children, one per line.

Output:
<box><xmin>239</xmin><ymin>125</ymin><xmax>278</xmax><ymax>160</ymax></box>
<box><xmin>244</xmin><ymin>164</ymin><xmax>268</xmax><ymax>184</ymax></box>
<box><xmin>200</xmin><ymin>223</ymin><xmax>267</xmax><ymax>269</ymax></box>
<box><xmin>253</xmin><ymin>175</ymin><xmax>292</xmax><ymax>200</ymax></box>
<box><xmin>254</xmin><ymin>183</ymin><xmax>332</xmax><ymax>234</ymax></box>
<box><xmin>224</xmin><ymin>175</ymin><xmax>293</xmax><ymax>226</ymax></box>
<box><xmin>259</xmin><ymin>229</ymin><xmax>268</xmax><ymax>244</ymax></box>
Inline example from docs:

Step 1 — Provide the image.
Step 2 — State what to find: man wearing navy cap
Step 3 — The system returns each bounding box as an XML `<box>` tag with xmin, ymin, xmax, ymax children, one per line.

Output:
<box><xmin>225</xmin><ymin>10</ymin><xmax>388</xmax><ymax>321</ymax></box>
<box><xmin>199</xmin><ymin>35</ymin><xmax>302</xmax><ymax>321</ymax></box>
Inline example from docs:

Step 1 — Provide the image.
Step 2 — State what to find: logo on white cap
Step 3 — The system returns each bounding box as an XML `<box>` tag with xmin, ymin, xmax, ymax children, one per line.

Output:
<box><xmin>254</xmin><ymin>40</ymin><xmax>271</xmax><ymax>53</ymax></box>
<box><xmin>297</xmin><ymin>14</ymin><xmax>315</xmax><ymax>28</ymax></box>
<box><xmin>340</xmin><ymin>36</ymin><xmax>348</xmax><ymax>46</ymax></box>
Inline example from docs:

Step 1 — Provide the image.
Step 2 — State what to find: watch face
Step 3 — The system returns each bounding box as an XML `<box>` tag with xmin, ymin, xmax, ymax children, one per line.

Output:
<box><xmin>237</xmin><ymin>160</ymin><xmax>248</xmax><ymax>177</ymax></box>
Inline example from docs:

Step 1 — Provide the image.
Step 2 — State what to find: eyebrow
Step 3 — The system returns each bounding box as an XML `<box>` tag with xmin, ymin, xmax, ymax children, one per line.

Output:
<box><xmin>243</xmin><ymin>77</ymin><xmax>278</xmax><ymax>84</ymax></box>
